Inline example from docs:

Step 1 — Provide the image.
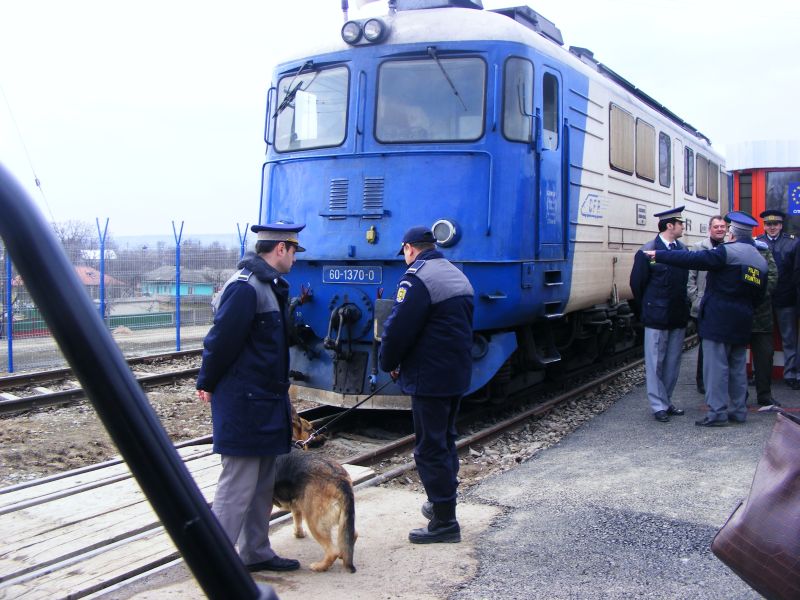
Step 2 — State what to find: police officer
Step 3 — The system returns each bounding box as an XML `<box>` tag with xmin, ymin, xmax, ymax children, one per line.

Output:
<box><xmin>756</xmin><ymin>210</ymin><xmax>799</xmax><ymax>388</ymax></box>
<box><xmin>196</xmin><ymin>223</ymin><xmax>304</xmax><ymax>571</ymax></box>
<box><xmin>379</xmin><ymin>226</ymin><xmax>474</xmax><ymax>544</ymax></box>
<box><xmin>644</xmin><ymin>212</ymin><xmax>767</xmax><ymax>426</ymax></box>
<box><xmin>630</xmin><ymin>206</ymin><xmax>690</xmax><ymax>423</ymax></box>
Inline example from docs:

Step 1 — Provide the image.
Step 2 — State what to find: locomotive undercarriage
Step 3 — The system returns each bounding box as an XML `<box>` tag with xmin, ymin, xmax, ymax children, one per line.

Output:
<box><xmin>470</xmin><ymin>301</ymin><xmax>636</xmax><ymax>402</ymax></box>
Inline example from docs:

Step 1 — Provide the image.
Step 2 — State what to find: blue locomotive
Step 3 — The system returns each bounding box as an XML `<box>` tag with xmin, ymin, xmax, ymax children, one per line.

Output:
<box><xmin>259</xmin><ymin>0</ymin><xmax>729</xmax><ymax>409</ymax></box>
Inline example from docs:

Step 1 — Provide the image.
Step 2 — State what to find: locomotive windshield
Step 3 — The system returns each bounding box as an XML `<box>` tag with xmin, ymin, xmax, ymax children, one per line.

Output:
<box><xmin>274</xmin><ymin>66</ymin><xmax>349</xmax><ymax>152</ymax></box>
<box><xmin>375</xmin><ymin>57</ymin><xmax>485</xmax><ymax>143</ymax></box>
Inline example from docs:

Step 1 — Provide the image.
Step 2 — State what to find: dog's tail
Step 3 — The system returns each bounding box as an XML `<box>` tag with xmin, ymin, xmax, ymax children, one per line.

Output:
<box><xmin>337</xmin><ymin>478</ymin><xmax>357</xmax><ymax>573</ymax></box>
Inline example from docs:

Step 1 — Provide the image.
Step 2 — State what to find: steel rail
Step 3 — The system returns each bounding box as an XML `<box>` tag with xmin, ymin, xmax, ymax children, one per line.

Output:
<box><xmin>0</xmin><ymin>348</ymin><xmax>202</xmax><ymax>391</ymax></box>
<box><xmin>0</xmin><ymin>367</ymin><xmax>201</xmax><ymax>415</ymax></box>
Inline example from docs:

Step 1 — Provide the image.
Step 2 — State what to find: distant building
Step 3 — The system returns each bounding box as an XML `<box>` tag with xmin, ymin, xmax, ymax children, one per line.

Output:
<box><xmin>140</xmin><ymin>266</ymin><xmax>220</xmax><ymax>303</ymax></box>
<box><xmin>728</xmin><ymin>140</ymin><xmax>800</xmax><ymax>235</ymax></box>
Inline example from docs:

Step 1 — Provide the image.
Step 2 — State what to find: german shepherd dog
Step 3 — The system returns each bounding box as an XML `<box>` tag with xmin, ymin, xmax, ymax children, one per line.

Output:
<box><xmin>290</xmin><ymin>405</ymin><xmax>325</xmax><ymax>448</ymax></box>
<box><xmin>273</xmin><ymin>449</ymin><xmax>357</xmax><ymax>572</ymax></box>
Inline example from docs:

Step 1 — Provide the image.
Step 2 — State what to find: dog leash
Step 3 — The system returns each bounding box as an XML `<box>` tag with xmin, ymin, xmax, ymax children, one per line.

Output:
<box><xmin>294</xmin><ymin>378</ymin><xmax>395</xmax><ymax>449</ymax></box>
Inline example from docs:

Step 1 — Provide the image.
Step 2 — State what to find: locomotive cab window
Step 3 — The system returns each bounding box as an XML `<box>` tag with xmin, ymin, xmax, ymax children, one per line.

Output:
<box><xmin>503</xmin><ymin>57</ymin><xmax>534</xmax><ymax>143</ymax></box>
<box><xmin>635</xmin><ymin>118</ymin><xmax>655</xmax><ymax>182</ymax></box>
<box><xmin>658</xmin><ymin>132</ymin><xmax>671</xmax><ymax>188</ymax></box>
<box><xmin>542</xmin><ymin>73</ymin><xmax>559</xmax><ymax>150</ymax></box>
<box><xmin>609</xmin><ymin>103</ymin><xmax>634</xmax><ymax>174</ymax></box>
<box><xmin>375</xmin><ymin>57</ymin><xmax>486</xmax><ymax>143</ymax></box>
<box><xmin>696</xmin><ymin>153</ymin><xmax>708</xmax><ymax>200</ymax></box>
<box><xmin>274</xmin><ymin>66</ymin><xmax>349</xmax><ymax>152</ymax></box>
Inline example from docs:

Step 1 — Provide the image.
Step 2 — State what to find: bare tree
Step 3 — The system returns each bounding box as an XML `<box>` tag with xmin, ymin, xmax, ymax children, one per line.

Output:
<box><xmin>51</xmin><ymin>220</ymin><xmax>97</xmax><ymax>263</ymax></box>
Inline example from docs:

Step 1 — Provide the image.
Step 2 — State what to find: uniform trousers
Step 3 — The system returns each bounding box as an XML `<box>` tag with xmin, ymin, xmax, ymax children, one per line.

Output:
<box><xmin>644</xmin><ymin>327</ymin><xmax>685</xmax><ymax>413</ymax></box>
<box><xmin>775</xmin><ymin>306</ymin><xmax>798</xmax><ymax>381</ymax></box>
<box><xmin>749</xmin><ymin>331</ymin><xmax>774</xmax><ymax>403</ymax></box>
<box><xmin>702</xmin><ymin>338</ymin><xmax>748</xmax><ymax>422</ymax></box>
<box><xmin>411</xmin><ymin>395</ymin><xmax>460</xmax><ymax>505</ymax></box>
<box><xmin>212</xmin><ymin>454</ymin><xmax>277</xmax><ymax>565</ymax></box>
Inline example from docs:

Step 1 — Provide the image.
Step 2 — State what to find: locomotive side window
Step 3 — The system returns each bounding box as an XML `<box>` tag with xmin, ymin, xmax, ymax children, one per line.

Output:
<box><xmin>609</xmin><ymin>103</ymin><xmax>634</xmax><ymax>174</ymax></box>
<box><xmin>274</xmin><ymin>66</ymin><xmax>349</xmax><ymax>152</ymax></box>
<box><xmin>684</xmin><ymin>147</ymin><xmax>694</xmax><ymax>195</ymax></box>
<box><xmin>696</xmin><ymin>153</ymin><xmax>708</xmax><ymax>199</ymax></box>
<box><xmin>503</xmin><ymin>57</ymin><xmax>534</xmax><ymax>143</ymax></box>
<box><xmin>708</xmin><ymin>161</ymin><xmax>719</xmax><ymax>203</ymax></box>
<box><xmin>658</xmin><ymin>132</ymin><xmax>671</xmax><ymax>188</ymax></box>
<box><xmin>720</xmin><ymin>169</ymin><xmax>729</xmax><ymax>206</ymax></box>
<box><xmin>542</xmin><ymin>73</ymin><xmax>559</xmax><ymax>150</ymax></box>
<box><xmin>375</xmin><ymin>57</ymin><xmax>486</xmax><ymax>143</ymax></box>
<box><xmin>635</xmin><ymin>118</ymin><xmax>655</xmax><ymax>182</ymax></box>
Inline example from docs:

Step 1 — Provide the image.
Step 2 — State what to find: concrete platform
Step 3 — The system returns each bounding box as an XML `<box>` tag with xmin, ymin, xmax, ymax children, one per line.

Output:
<box><xmin>454</xmin><ymin>345</ymin><xmax>787</xmax><ymax>599</ymax></box>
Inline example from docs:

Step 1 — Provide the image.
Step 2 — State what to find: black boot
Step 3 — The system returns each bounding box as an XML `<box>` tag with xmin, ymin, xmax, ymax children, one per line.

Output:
<box><xmin>421</xmin><ymin>500</ymin><xmax>433</xmax><ymax>520</ymax></box>
<box><xmin>409</xmin><ymin>502</ymin><xmax>461</xmax><ymax>544</ymax></box>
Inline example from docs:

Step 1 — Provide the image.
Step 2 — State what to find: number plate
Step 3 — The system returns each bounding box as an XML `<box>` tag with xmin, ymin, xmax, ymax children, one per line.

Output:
<box><xmin>322</xmin><ymin>265</ymin><xmax>382</xmax><ymax>284</ymax></box>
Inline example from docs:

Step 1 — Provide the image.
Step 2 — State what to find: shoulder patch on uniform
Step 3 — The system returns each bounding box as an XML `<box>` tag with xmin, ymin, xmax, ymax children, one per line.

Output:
<box><xmin>236</xmin><ymin>268</ymin><xmax>253</xmax><ymax>282</ymax></box>
<box><xmin>405</xmin><ymin>259</ymin><xmax>426</xmax><ymax>275</ymax></box>
<box><xmin>396</xmin><ymin>287</ymin><xmax>407</xmax><ymax>303</ymax></box>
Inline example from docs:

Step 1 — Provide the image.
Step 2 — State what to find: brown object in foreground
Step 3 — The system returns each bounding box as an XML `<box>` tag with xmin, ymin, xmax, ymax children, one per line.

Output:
<box><xmin>712</xmin><ymin>411</ymin><xmax>800</xmax><ymax>600</ymax></box>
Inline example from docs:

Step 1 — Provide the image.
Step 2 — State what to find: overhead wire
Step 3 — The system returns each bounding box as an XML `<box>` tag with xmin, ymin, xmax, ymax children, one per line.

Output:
<box><xmin>0</xmin><ymin>82</ymin><xmax>56</xmax><ymax>223</ymax></box>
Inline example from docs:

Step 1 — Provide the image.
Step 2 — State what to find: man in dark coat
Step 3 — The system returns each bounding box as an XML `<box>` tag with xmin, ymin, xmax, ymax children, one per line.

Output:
<box><xmin>630</xmin><ymin>206</ymin><xmax>690</xmax><ymax>423</ymax></box>
<box><xmin>196</xmin><ymin>223</ymin><xmax>305</xmax><ymax>572</ymax></box>
<box><xmin>645</xmin><ymin>212</ymin><xmax>767</xmax><ymax>426</ymax></box>
<box><xmin>750</xmin><ymin>239</ymin><xmax>779</xmax><ymax>406</ymax></box>
<box><xmin>756</xmin><ymin>210</ymin><xmax>799</xmax><ymax>388</ymax></box>
<box><xmin>380</xmin><ymin>226</ymin><xmax>474</xmax><ymax>544</ymax></box>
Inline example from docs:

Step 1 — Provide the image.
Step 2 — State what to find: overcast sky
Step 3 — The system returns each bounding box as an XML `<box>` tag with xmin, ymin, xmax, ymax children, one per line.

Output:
<box><xmin>1</xmin><ymin>0</ymin><xmax>798</xmax><ymax>238</ymax></box>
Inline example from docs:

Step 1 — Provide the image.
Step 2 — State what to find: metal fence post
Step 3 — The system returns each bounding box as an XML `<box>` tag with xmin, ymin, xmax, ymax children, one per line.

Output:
<box><xmin>96</xmin><ymin>218</ymin><xmax>109</xmax><ymax>323</ymax></box>
<box><xmin>237</xmin><ymin>222</ymin><xmax>249</xmax><ymax>259</ymax></box>
<box><xmin>172</xmin><ymin>221</ymin><xmax>184</xmax><ymax>351</ymax></box>
<box><xmin>4</xmin><ymin>248</ymin><xmax>12</xmax><ymax>373</ymax></box>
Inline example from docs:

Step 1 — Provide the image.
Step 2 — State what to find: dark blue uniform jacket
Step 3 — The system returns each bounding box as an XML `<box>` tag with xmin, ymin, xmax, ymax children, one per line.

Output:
<box><xmin>655</xmin><ymin>240</ymin><xmax>767</xmax><ymax>345</ymax></box>
<box><xmin>379</xmin><ymin>249</ymin><xmax>474</xmax><ymax>397</ymax></box>
<box><xmin>756</xmin><ymin>232</ymin><xmax>797</xmax><ymax>308</ymax></box>
<box><xmin>629</xmin><ymin>236</ymin><xmax>690</xmax><ymax>330</ymax></box>
<box><xmin>196</xmin><ymin>254</ymin><xmax>292</xmax><ymax>456</ymax></box>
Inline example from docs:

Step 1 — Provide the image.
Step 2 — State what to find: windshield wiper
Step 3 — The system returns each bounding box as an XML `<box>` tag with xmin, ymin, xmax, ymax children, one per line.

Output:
<box><xmin>273</xmin><ymin>60</ymin><xmax>315</xmax><ymax>118</ymax></box>
<box><xmin>427</xmin><ymin>47</ymin><xmax>467</xmax><ymax>111</ymax></box>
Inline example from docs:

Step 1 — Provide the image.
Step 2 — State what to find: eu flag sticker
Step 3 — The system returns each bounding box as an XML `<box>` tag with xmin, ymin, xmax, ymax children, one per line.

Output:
<box><xmin>790</xmin><ymin>182</ymin><xmax>800</xmax><ymax>216</ymax></box>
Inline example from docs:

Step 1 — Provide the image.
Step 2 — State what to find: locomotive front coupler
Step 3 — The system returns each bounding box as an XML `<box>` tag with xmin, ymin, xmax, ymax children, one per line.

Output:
<box><xmin>323</xmin><ymin>303</ymin><xmax>362</xmax><ymax>359</ymax></box>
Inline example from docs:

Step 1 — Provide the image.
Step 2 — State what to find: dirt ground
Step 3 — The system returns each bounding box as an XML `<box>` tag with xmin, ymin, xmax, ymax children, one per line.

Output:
<box><xmin>0</xmin><ymin>379</ymin><xmax>212</xmax><ymax>487</ymax></box>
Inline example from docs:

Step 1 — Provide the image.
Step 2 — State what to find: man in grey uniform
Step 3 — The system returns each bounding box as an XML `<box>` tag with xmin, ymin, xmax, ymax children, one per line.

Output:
<box><xmin>629</xmin><ymin>207</ymin><xmax>690</xmax><ymax>423</ymax></box>
<box><xmin>196</xmin><ymin>223</ymin><xmax>304</xmax><ymax>571</ymax></box>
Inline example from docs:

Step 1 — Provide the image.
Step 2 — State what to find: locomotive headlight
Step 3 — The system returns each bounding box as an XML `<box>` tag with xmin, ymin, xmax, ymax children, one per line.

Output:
<box><xmin>432</xmin><ymin>219</ymin><xmax>460</xmax><ymax>247</ymax></box>
<box><xmin>363</xmin><ymin>18</ymin><xmax>387</xmax><ymax>43</ymax></box>
<box><xmin>341</xmin><ymin>21</ymin><xmax>363</xmax><ymax>45</ymax></box>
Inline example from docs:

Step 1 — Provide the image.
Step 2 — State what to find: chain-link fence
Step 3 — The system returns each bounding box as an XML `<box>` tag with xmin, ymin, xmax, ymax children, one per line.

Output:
<box><xmin>1</xmin><ymin>221</ymin><xmax>250</xmax><ymax>374</ymax></box>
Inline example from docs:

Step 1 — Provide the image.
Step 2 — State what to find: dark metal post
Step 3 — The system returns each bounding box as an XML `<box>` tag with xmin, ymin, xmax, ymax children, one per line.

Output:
<box><xmin>96</xmin><ymin>218</ymin><xmax>109</xmax><ymax>323</ymax></box>
<box><xmin>0</xmin><ymin>164</ymin><xmax>274</xmax><ymax>600</ymax></box>
<box><xmin>4</xmin><ymin>247</ymin><xmax>12</xmax><ymax>372</ymax></box>
<box><xmin>237</xmin><ymin>222</ymin><xmax>249</xmax><ymax>259</ymax></box>
<box><xmin>172</xmin><ymin>220</ymin><xmax>184</xmax><ymax>351</ymax></box>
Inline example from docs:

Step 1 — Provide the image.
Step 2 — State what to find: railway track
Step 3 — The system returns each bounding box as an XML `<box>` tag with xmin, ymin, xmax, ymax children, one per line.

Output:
<box><xmin>0</xmin><ymin>354</ymin><xmax>648</xmax><ymax>599</ymax></box>
<box><xmin>0</xmin><ymin>349</ymin><xmax>203</xmax><ymax>415</ymax></box>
